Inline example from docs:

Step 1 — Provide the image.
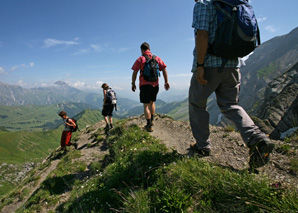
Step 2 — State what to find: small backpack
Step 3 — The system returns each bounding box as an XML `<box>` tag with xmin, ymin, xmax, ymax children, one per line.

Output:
<box><xmin>142</xmin><ymin>55</ymin><xmax>160</xmax><ymax>82</ymax></box>
<box><xmin>208</xmin><ymin>0</ymin><xmax>261</xmax><ymax>60</ymax></box>
<box><xmin>107</xmin><ymin>89</ymin><xmax>117</xmax><ymax>105</ymax></box>
<box><xmin>67</xmin><ymin>118</ymin><xmax>79</xmax><ymax>132</ymax></box>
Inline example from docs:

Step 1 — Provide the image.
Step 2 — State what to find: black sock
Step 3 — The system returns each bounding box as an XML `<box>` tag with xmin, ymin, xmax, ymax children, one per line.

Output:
<box><xmin>110</xmin><ymin>124</ymin><xmax>113</xmax><ymax>128</ymax></box>
<box><xmin>151</xmin><ymin>114</ymin><xmax>154</xmax><ymax>122</ymax></box>
<box><xmin>146</xmin><ymin>119</ymin><xmax>151</xmax><ymax>125</ymax></box>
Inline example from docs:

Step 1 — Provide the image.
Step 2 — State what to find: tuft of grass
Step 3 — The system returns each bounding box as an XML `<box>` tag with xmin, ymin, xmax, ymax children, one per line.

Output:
<box><xmin>290</xmin><ymin>157</ymin><xmax>298</xmax><ymax>174</ymax></box>
<box><xmin>224</xmin><ymin>125</ymin><xmax>235</xmax><ymax>132</ymax></box>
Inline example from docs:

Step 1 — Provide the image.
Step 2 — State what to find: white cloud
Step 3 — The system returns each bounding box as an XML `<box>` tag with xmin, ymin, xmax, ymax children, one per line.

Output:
<box><xmin>16</xmin><ymin>80</ymin><xmax>27</xmax><ymax>87</ymax></box>
<box><xmin>74</xmin><ymin>37</ymin><xmax>80</xmax><ymax>41</ymax></box>
<box><xmin>169</xmin><ymin>73</ymin><xmax>192</xmax><ymax>78</ymax></box>
<box><xmin>257</xmin><ymin>17</ymin><xmax>267</xmax><ymax>23</ymax></box>
<box><xmin>96</xmin><ymin>81</ymin><xmax>104</xmax><ymax>87</ymax></box>
<box><xmin>44</xmin><ymin>38</ymin><xmax>79</xmax><ymax>48</ymax></box>
<box><xmin>91</xmin><ymin>44</ymin><xmax>102</xmax><ymax>52</ymax></box>
<box><xmin>73</xmin><ymin>49</ymin><xmax>90</xmax><ymax>56</ymax></box>
<box><xmin>265</xmin><ymin>25</ymin><xmax>277</xmax><ymax>33</ymax></box>
<box><xmin>41</xmin><ymin>83</ymin><xmax>49</xmax><ymax>87</ymax></box>
<box><xmin>70</xmin><ymin>80</ymin><xmax>106</xmax><ymax>91</ymax></box>
<box><xmin>11</xmin><ymin>66</ymin><xmax>19</xmax><ymax>71</ymax></box>
<box><xmin>117</xmin><ymin>47</ymin><xmax>130</xmax><ymax>53</ymax></box>
<box><xmin>0</xmin><ymin>67</ymin><xmax>5</xmax><ymax>74</ymax></box>
<box><xmin>29</xmin><ymin>62</ymin><xmax>35</xmax><ymax>67</ymax></box>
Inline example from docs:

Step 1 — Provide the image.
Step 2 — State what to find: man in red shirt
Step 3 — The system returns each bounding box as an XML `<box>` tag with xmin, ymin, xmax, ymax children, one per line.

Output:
<box><xmin>131</xmin><ymin>42</ymin><xmax>170</xmax><ymax>132</ymax></box>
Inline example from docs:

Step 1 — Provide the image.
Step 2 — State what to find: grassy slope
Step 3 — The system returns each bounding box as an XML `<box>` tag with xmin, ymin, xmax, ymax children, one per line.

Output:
<box><xmin>0</xmin><ymin>109</ymin><xmax>104</xmax><ymax>198</ymax></box>
<box><xmin>0</xmin><ymin>109</ymin><xmax>104</xmax><ymax>165</ymax></box>
<box><xmin>0</xmin><ymin>103</ymin><xmax>97</xmax><ymax>132</ymax></box>
<box><xmin>8</xmin><ymin>121</ymin><xmax>297</xmax><ymax>212</ymax></box>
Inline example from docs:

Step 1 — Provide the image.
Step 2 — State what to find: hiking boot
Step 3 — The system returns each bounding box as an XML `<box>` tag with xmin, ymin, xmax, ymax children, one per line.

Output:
<box><xmin>190</xmin><ymin>143</ymin><xmax>211</xmax><ymax>157</ymax></box>
<box><xmin>144</xmin><ymin>124</ymin><xmax>153</xmax><ymax>132</ymax></box>
<box><xmin>110</xmin><ymin>124</ymin><xmax>114</xmax><ymax>129</ymax></box>
<box><xmin>249</xmin><ymin>139</ymin><xmax>275</xmax><ymax>168</ymax></box>
<box><xmin>151</xmin><ymin>118</ymin><xmax>154</xmax><ymax>126</ymax></box>
<box><xmin>104</xmin><ymin>124</ymin><xmax>110</xmax><ymax>130</ymax></box>
<box><xmin>73</xmin><ymin>143</ymin><xmax>78</xmax><ymax>150</ymax></box>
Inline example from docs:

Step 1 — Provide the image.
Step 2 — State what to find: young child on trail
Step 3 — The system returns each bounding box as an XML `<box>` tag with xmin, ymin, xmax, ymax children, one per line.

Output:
<box><xmin>131</xmin><ymin>42</ymin><xmax>170</xmax><ymax>132</ymax></box>
<box><xmin>101</xmin><ymin>83</ymin><xmax>116</xmax><ymax>130</ymax></box>
<box><xmin>58</xmin><ymin>111</ymin><xmax>78</xmax><ymax>153</ymax></box>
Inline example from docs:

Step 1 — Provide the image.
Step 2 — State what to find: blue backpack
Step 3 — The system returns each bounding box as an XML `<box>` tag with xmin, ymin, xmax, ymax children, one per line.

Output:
<box><xmin>208</xmin><ymin>0</ymin><xmax>261</xmax><ymax>60</ymax></box>
<box><xmin>142</xmin><ymin>55</ymin><xmax>160</xmax><ymax>82</ymax></box>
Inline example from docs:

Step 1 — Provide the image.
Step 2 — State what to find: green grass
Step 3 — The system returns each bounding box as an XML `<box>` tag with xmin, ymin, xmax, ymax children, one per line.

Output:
<box><xmin>18</xmin><ymin>121</ymin><xmax>297</xmax><ymax>212</ymax></box>
<box><xmin>19</xmin><ymin>150</ymin><xmax>85</xmax><ymax>212</ymax></box>
<box><xmin>257</xmin><ymin>61</ymin><xmax>279</xmax><ymax>79</ymax></box>
<box><xmin>0</xmin><ymin>108</ymin><xmax>104</xmax><ymax>198</ymax></box>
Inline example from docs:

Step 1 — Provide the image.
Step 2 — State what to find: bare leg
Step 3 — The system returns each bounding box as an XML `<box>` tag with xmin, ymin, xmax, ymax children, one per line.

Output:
<box><xmin>109</xmin><ymin>116</ymin><xmax>113</xmax><ymax>124</ymax></box>
<box><xmin>149</xmin><ymin>101</ymin><xmax>155</xmax><ymax>116</ymax></box>
<box><xmin>104</xmin><ymin>116</ymin><xmax>109</xmax><ymax>124</ymax></box>
<box><xmin>143</xmin><ymin>104</ymin><xmax>151</xmax><ymax>120</ymax></box>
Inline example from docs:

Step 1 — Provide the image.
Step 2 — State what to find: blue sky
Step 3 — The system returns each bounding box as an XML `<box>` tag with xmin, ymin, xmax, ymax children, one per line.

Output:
<box><xmin>0</xmin><ymin>0</ymin><xmax>297</xmax><ymax>99</ymax></box>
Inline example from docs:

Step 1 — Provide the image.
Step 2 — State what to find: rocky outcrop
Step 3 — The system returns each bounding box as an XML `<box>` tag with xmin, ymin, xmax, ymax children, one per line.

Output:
<box><xmin>256</xmin><ymin>62</ymin><xmax>298</xmax><ymax>139</ymax></box>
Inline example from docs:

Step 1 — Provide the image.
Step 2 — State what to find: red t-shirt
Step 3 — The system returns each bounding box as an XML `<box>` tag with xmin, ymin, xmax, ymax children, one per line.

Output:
<box><xmin>131</xmin><ymin>50</ymin><xmax>167</xmax><ymax>88</ymax></box>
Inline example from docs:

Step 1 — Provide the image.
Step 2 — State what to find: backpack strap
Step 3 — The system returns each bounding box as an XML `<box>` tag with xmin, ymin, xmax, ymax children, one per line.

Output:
<box><xmin>256</xmin><ymin>26</ymin><xmax>261</xmax><ymax>46</ymax></box>
<box><xmin>143</xmin><ymin>54</ymin><xmax>151</xmax><ymax>62</ymax></box>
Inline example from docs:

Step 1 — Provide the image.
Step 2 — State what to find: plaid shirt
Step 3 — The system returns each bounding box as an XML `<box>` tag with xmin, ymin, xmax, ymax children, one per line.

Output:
<box><xmin>192</xmin><ymin>0</ymin><xmax>240</xmax><ymax>71</ymax></box>
<box><xmin>131</xmin><ymin>50</ymin><xmax>167</xmax><ymax>88</ymax></box>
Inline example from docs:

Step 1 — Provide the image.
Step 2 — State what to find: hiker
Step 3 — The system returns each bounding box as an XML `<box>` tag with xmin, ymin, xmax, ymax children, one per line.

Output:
<box><xmin>131</xmin><ymin>42</ymin><xmax>170</xmax><ymax>132</ymax></box>
<box><xmin>189</xmin><ymin>0</ymin><xmax>274</xmax><ymax>168</ymax></box>
<box><xmin>58</xmin><ymin>111</ymin><xmax>78</xmax><ymax>153</ymax></box>
<box><xmin>101</xmin><ymin>83</ymin><xmax>117</xmax><ymax>130</ymax></box>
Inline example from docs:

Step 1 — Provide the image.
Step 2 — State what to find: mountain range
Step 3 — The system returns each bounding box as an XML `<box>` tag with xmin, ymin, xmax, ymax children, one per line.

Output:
<box><xmin>0</xmin><ymin>81</ymin><xmax>140</xmax><ymax>114</ymax></box>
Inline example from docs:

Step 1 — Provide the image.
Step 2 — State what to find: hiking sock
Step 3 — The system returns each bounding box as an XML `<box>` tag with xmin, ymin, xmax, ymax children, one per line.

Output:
<box><xmin>151</xmin><ymin>114</ymin><xmax>154</xmax><ymax>123</ymax></box>
<box><xmin>110</xmin><ymin>124</ymin><xmax>113</xmax><ymax>128</ymax></box>
<box><xmin>146</xmin><ymin>119</ymin><xmax>151</xmax><ymax>126</ymax></box>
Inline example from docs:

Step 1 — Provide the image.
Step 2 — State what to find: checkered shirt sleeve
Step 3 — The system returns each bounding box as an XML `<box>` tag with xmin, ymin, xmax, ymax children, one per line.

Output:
<box><xmin>192</xmin><ymin>1</ymin><xmax>210</xmax><ymax>32</ymax></box>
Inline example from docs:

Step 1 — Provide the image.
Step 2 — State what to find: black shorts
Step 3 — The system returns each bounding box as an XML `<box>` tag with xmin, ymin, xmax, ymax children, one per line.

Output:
<box><xmin>140</xmin><ymin>85</ymin><xmax>159</xmax><ymax>104</ymax></box>
<box><xmin>102</xmin><ymin>104</ymin><xmax>114</xmax><ymax>116</ymax></box>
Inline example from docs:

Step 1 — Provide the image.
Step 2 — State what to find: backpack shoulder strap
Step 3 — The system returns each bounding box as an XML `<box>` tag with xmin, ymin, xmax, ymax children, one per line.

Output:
<box><xmin>143</xmin><ymin>54</ymin><xmax>151</xmax><ymax>61</ymax></box>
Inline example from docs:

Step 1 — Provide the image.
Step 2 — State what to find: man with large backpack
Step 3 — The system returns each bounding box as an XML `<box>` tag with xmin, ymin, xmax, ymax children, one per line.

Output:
<box><xmin>131</xmin><ymin>42</ymin><xmax>170</xmax><ymax>132</ymax></box>
<box><xmin>189</xmin><ymin>0</ymin><xmax>274</xmax><ymax>169</ymax></box>
<box><xmin>101</xmin><ymin>83</ymin><xmax>117</xmax><ymax>130</ymax></box>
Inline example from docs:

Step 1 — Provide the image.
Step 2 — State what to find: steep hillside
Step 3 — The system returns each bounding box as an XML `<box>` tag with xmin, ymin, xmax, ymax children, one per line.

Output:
<box><xmin>208</xmin><ymin>27</ymin><xmax>298</xmax><ymax>125</ymax></box>
<box><xmin>240</xmin><ymin>26</ymin><xmax>298</xmax><ymax>111</ymax></box>
<box><xmin>0</xmin><ymin>102</ymin><xmax>97</xmax><ymax>132</ymax></box>
<box><xmin>0</xmin><ymin>109</ymin><xmax>104</xmax><ymax>198</ymax></box>
<box><xmin>1</xmin><ymin>115</ymin><xmax>297</xmax><ymax>212</ymax></box>
<box><xmin>253</xmin><ymin>62</ymin><xmax>298</xmax><ymax>139</ymax></box>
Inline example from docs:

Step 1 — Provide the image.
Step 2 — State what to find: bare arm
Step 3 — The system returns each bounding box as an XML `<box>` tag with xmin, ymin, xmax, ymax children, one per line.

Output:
<box><xmin>66</xmin><ymin>119</ymin><xmax>76</xmax><ymax>127</ymax></box>
<box><xmin>103</xmin><ymin>90</ymin><xmax>107</xmax><ymax>104</ymax></box>
<box><xmin>131</xmin><ymin>70</ymin><xmax>138</xmax><ymax>92</ymax></box>
<box><xmin>195</xmin><ymin>29</ymin><xmax>209</xmax><ymax>85</ymax></box>
<box><xmin>162</xmin><ymin>68</ymin><xmax>170</xmax><ymax>90</ymax></box>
